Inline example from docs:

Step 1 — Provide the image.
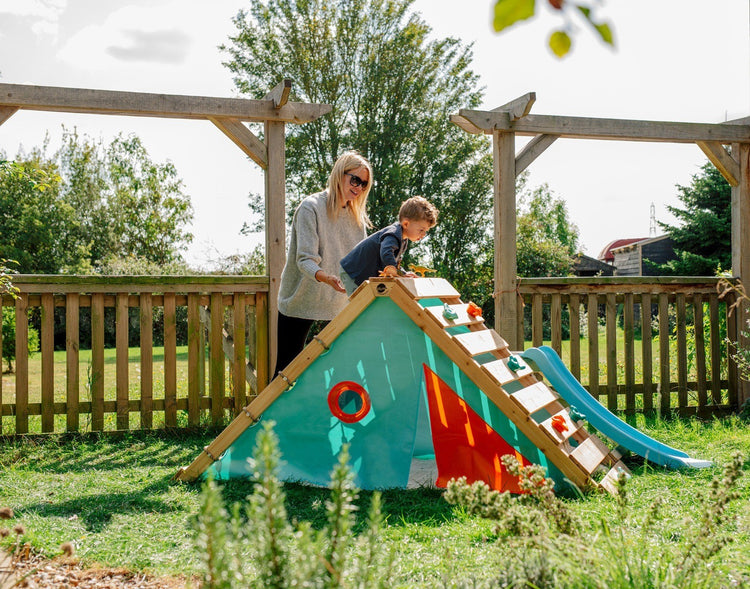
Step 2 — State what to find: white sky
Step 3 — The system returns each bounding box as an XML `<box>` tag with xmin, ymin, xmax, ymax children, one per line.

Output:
<box><xmin>0</xmin><ymin>0</ymin><xmax>748</xmax><ymax>267</ymax></box>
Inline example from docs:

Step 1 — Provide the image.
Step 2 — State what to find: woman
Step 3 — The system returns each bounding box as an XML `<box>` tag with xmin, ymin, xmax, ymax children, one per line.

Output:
<box><xmin>275</xmin><ymin>151</ymin><xmax>372</xmax><ymax>375</ymax></box>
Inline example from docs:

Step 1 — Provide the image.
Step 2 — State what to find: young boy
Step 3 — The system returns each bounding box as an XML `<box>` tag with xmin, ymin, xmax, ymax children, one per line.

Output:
<box><xmin>339</xmin><ymin>195</ymin><xmax>438</xmax><ymax>295</ymax></box>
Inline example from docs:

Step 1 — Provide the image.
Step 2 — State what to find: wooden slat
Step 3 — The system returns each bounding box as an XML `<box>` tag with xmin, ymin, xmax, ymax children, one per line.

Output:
<box><xmin>569</xmin><ymin>294</ymin><xmax>580</xmax><ymax>380</ymax></box>
<box><xmin>605</xmin><ymin>293</ymin><xmax>618</xmax><ymax>411</ymax></box>
<box><xmin>140</xmin><ymin>293</ymin><xmax>153</xmax><ymax>429</ymax></box>
<box><xmin>187</xmin><ymin>293</ymin><xmax>201</xmax><ymax>426</ymax></box>
<box><xmin>210</xmin><ymin>293</ymin><xmax>225</xmax><ymax>425</ymax></box>
<box><xmin>516</xmin><ymin>294</ymin><xmax>525</xmax><ymax>352</ymax></box>
<box><xmin>570</xmin><ymin>436</ymin><xmax>613</xmax><ymax>475</ymax></box>
<box><xmin>482</xmin><ymin>356</ymin><xmax>534</xmax><ymax>385</ymax></box>
<box><xmin>233</xmin><ymin>293</ymin><xmax>247</xmax><ymax>414</ymax></box>
<box><xmin>599</xmin><ymin>460</ymin><xmax>631</xmax><ymax>495</ymax></box>
<box><xmin>15</xmin><ymin>296</ymin><xmax>28</xmax><ymax>434</ymax></box>
<box><xmin>532</xmin><ymin>293</ymin><xmax>543</xmax><ymax>347</ymax></box>
<box><xmin>726</xmin><ymin>294</ymin><xmax>738</xmax><ymax>407</ymax></box>
<box><xmin>41</xmin><ymin>293</ymin><xmax>54</xmax><ymax>432</ymax></box>
<box><xmin>453</xmin><ymin>329</ymin><xmax>508</xmax><ymax>357</ymax></box>
<box><xmin>164</xmin><ymin>293</ymin><xmax>177</xmax><ymax>427</ymax></box>
<box><xmin>676</xmin><ymin>293</ymin><xmax>688</xmax><ymax>414</ymax></box>
<box><xmin>693</xmin><ymin>293</ymin><xmax>708</xmax><ymax>409</ymax></box>
<box><xmin>709</xmin><ymin>295</ymin><xmax>722</xmax><ymax>404</ymax></box>
<box><xmin>0</xmin><ymin>299</ymin><xmax>3</xmax><ymax>434</ymax></box>
<box><xmin>91</xmin><ymin>293</ymin><xmax>105</xmax><ymax>432</ymax></box>
<box><xmin>510</xmin><ymin>382</ymin><xmax>559</xmax><ymax>415</ymax></box>
<box><xmin>587</xmin><ymin>294</ymin><xmax>599</xmax><ymax>398</ymax></box>
<box><xmin>384</xmin><ymin>277</ymin><xmax>461</xmax><ymax>300</ymax></box>
<box><xmin>425</xmin><ymin>303</ymin><xmax>485</xmax><ymax>328</ymax></box>
<box><xmin>66</xmin><ymin>294</ymin><xmax>80</xmax><ymax>432</ymax></box>
<box><xmin>641</xmin><ymin>293</ymin><xmax>654</xmax><ymax>414</ymax></box>
<box><xmin>623</xmin><ymin>293</ymin><xmax>635</xmax><ymax>415</ymax></box>
<box><xmin>540</xmin><ymin>409</ymin><xmax>581</xmax><ymax>444</ymax></box>
<box><xmin>551</xmin><ymin>294</ymin><xmax>562</xmax><ymax>356</ymax></box>
<box><xmin>116</xmin><ymin>293</ymin><xmax>129</xmax><ymax>430</ymax></box>
<box><xmin>255</xmin><ymin>291</ymin><xmax>269</xmax><ymax>393</ymax></box>
<box><xmin>659</xmin><ymin>293</ymin><xmax>671</xmax><ymax>414</ymax></box>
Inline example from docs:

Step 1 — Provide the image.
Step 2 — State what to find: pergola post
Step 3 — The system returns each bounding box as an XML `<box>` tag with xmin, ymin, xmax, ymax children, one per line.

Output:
<box><xmin>492</xmin><ymin>130</ymin><xmax>519</xmax><ymax>349</ymax></box>
<box><xmin>264</xmin><ymin>120</ymin><xmax>286</xmax><ymax>376</ymax></box>
<box><xmin>732</xmin><ymin>143</ymin><xmax>750</xmax><ymax>405</ymax></box>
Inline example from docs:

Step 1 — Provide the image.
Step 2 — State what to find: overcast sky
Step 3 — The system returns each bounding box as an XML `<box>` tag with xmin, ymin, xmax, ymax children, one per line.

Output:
<box><xmin>0</xmin><ymin>0</ymin><xmax>748</xmax><ymax>267</ymax></box>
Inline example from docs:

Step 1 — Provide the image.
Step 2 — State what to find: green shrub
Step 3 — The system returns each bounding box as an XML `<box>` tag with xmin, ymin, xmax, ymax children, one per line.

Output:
<box><xmin>1</xmin><ymin>307</ymin><xmax>40</xmax><ymax>373</ymax></box>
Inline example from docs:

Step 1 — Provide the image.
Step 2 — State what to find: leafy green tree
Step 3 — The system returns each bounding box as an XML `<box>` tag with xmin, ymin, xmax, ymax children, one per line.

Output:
<box><xmin>105</xmin><ymin>135</ymin><xmax>194</xmax><ymax>266</ymax></box>
<box><xmin>517</xmin><ymin>181</ymin><xmax>580</xmax><ymax>277</ymax></box>
<box><xmin>650</xmin><ymin>162</ymin><xmax>731</xmax><ymax>276</ymax></box>
<box><xmin>223</xmin><ymin>0</ymin><xmax>493</xmax><ymax>298</ymax></box>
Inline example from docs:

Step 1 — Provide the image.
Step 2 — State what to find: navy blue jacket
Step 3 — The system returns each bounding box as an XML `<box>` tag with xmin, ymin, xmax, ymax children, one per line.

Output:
<box><xmin>340</xmin><ymin>222</ymin><xmax>408</xmax><ymax>286</ymax></box>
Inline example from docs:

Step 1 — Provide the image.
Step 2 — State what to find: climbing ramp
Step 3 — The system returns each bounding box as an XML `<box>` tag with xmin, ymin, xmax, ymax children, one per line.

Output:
<box><xmin>175</xmin><ymin>277</ymin><xmax>628</xmax><ymax>495</ymax></box>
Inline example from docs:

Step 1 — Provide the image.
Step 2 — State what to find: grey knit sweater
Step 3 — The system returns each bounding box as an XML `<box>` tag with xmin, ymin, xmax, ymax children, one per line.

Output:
<box><xmin>278</xmin><ymin>190</ymin><xmax>367</xmax><ymax>321</ymax></box>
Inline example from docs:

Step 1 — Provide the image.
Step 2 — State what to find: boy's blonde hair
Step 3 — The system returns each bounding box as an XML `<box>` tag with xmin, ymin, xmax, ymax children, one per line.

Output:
<box><xmin>327</xmin><ymin>150</ymin><xmax>372</xmax><ymax>228</ymax></box>
<box><xmin>398</xmin><ymin>196</ymin><xmax>438</xmax><ymax>226</ymax></box>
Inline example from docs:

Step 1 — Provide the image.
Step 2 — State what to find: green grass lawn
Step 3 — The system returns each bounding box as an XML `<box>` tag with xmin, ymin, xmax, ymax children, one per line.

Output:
<box><xmin>0</xmin><ymin>416</ymin><xmax>748</xmax><ymax>587</ymax></box>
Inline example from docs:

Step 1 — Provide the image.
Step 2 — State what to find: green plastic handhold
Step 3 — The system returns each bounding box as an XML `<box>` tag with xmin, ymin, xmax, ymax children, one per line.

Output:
<box><xmin>507</xmin><ymin>356</ymin><xmax>525</xmax><ymax>371</ymax></box>
<box><xmin>442</xmin><ymin>303</ymin><xmax>458</xmax><ymax>320</ymax></box>
<box><xmin>569</xmin><ymin>405</ymin><xmax>586</xmax><ymax>422</ymax></box>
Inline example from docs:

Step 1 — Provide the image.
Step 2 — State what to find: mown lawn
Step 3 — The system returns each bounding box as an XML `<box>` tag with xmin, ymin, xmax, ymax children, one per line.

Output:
<box><xmin>0</xmin><ymin>416</ymin><xmax>748</xmax><ymax>587</ymax></box>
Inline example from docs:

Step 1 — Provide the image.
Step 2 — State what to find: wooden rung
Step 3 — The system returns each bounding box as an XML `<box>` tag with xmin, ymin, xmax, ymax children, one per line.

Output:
<box><xmin>599</xmin><ymin>460</ymin><xmax>631</xmax><ymax>494</ymax></box>
<box><xmin>453</xmin><ymin>329</ymin><xmax>508</xmax><ymax>357</ymax></box>
<box><xmin>570</xmin><ymin>435</ymin><xmax>613</xmax><ymax>475</ymax></box>
<box><xmin>482</xmin><ymin>357</ymin><xmax>534</xmax><ymax>385</ymax></box>
<box><xmin>510</xmin><ymin>382</ymin><xmax>559</xmax><ymax>414</ymax></box>
<box><xmin>425</xmin><ymin>303</ymin><xmax>485</xmax><ymax>328</ymax></box>
<box><xmin>540</xmin><ymin>409</ymin><xmax>581</xmax><ymax>443</ymax></box>
<box><xmin>393</xmin><ymin>277</ymin><xmax>461</xmax><ymax>299</ymax></box>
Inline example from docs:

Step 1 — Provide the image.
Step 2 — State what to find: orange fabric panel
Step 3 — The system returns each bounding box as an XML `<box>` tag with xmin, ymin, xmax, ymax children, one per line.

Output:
<box><xmin>423</xmin><ymin>364</ymin><xmax>530</xmax><ymax>493</ymax></box>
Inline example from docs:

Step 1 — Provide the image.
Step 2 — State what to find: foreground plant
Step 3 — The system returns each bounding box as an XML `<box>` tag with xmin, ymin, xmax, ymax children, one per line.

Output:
<box><xmin>191</xmin><ymin>422</ymin><xmax>394</xmax><ymax>588</ymax></box>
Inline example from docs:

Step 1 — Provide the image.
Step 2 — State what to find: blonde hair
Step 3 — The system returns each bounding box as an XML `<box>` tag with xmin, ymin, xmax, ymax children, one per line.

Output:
<box><xmin>398</xmin><ymin>195</ymin><xmax>438</xmax><ymax>226</ymax></box>
<box><xmin>327</xmin><ymin>150</ymin><xmax>372</xmax><ymax>228</ymax></box>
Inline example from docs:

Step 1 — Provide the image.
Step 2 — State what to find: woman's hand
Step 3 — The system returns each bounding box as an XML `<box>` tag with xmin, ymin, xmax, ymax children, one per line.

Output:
<box><xmin>315</xmin><ymin>270</ymin><xmax>346</xmax><ymax>293</ymax></box>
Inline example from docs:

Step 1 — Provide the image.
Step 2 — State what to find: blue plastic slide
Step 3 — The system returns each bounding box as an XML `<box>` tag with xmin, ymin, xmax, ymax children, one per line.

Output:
<box><xmin>520</xmin><ymin>346</ymin><xmax>712</xmax><ymax>469</ymax></box>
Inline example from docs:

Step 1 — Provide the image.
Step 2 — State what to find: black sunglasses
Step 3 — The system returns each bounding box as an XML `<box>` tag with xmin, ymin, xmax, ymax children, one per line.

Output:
<box><xmin>345</xmin><ymin>172</ymin><xmax>368</xmax><ymax>189</ymax></box>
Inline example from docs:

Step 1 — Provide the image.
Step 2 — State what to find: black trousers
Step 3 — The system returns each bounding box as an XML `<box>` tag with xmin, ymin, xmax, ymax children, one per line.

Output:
<box><xmin>275</xmin><ymin>312</ymin><xmax>319</xmax><ymax>377</ymax></box>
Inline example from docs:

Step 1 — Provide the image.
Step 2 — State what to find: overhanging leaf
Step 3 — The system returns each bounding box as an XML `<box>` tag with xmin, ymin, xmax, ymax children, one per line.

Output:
<box><xmin>594</xmin><ymin>22</ymin><xmax>614</xmax><ymax>45</ymax></box>
<box><xmin>548</xmin><ymin>30</ymin><xmax>571</xmax><ymax>57</ymax></box>
<box><xmin>493</xmin><ymin>0</ymin><xmax>536</xmax><ymax>33</ymax></box>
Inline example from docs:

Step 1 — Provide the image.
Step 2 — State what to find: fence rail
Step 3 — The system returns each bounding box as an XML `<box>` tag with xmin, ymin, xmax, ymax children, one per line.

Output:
<box><xmin>1</xmin><ymin>276</ymin><xmax>269</xmax><ymax>435</ymax></box>
<box><xmin>516</xmin><ymin>276</ymin><xmax>739</xmax><ymax>417</ymax></box>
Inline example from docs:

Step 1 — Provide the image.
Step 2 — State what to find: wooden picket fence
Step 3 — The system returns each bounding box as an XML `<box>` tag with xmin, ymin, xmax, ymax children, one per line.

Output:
<box><xmin>0</xmin><ymin>275</ymin><xmax>742</xmax><ymax>436</ymax></box>
<box><xmin>516</xmin><ymin>277</ymin><xmax>740</xmax><ymax>417</ymax></box>
<box><xmin>1</xmin><ymin>276</ymin><xmax>269</xmax><ymax>435</ymax></box>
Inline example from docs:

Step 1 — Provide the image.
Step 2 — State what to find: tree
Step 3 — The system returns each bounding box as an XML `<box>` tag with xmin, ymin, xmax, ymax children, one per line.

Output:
<box><xmin>649</xmin><ymin>162</ymin><xmax>731</xmax><ymax>276</ymax></box>
<box><xmin>223</xmin><ymin>0</ymin><xmax>494</xmax><ymax>299</ymax></box>
<box><xmin>2</xmin><ymin>307</ymin><xmax>39</xmax><ymax>373</ymax></box>
<box><xmin>492</xmin><ymin>0</ymin><xmax>614</xmax><ymax>58</ymax></box>
<box><xmin>516</xmin><ymin>181</ymin><xmax>580</xmax><ymax>277</ymax></box>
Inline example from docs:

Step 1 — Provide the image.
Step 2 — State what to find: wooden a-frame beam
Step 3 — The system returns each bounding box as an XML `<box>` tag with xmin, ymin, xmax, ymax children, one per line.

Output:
<box><xmin>452</xmin><ymin>110</ymin><xmax>750</xmax><ymax>143</ymax></box>
<box><xmin>697</xmin><ymin>140</ymin><xmax>740</xmax><ymax>186</ymax></box>
<box><xmin>0</xmin><ymin>83</ymin><xmax>331</xmax><ymax>124</ymax></box>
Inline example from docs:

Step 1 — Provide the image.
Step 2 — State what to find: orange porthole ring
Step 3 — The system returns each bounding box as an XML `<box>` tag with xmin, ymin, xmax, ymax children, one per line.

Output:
<box><xmin>327</xmin><ymin>381</ymin><xmax>372</xmax><ymax>424</ymax></box>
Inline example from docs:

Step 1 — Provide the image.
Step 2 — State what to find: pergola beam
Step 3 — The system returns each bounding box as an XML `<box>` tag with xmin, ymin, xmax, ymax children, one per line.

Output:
<box><xmin>209</xmin><ymin>116</ymin><xmax>268</xmax><ymax>169</ymax></box>
<box><xmin>453</xmin><ymin>109</ymin><xmax>750</xmax><ymax>143</ymax></box>
<box><xmin>0</xmin><ymin>83</ymin><xmax>330</xmax><ymax>124</ymax></box>
<box><xmin>264</xmin><ymin>78</ymin><xmax>292</xmax><ymax>109</ymax></box>
<box><xmin>515</xmin><ymin>134</ymin><xmax>559</xmax><ymax>175</ymax></box>
<box><xmin>492</xmin><ymin>92</ymin><xmax>536</xmax><ymax>121</ymax></box>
